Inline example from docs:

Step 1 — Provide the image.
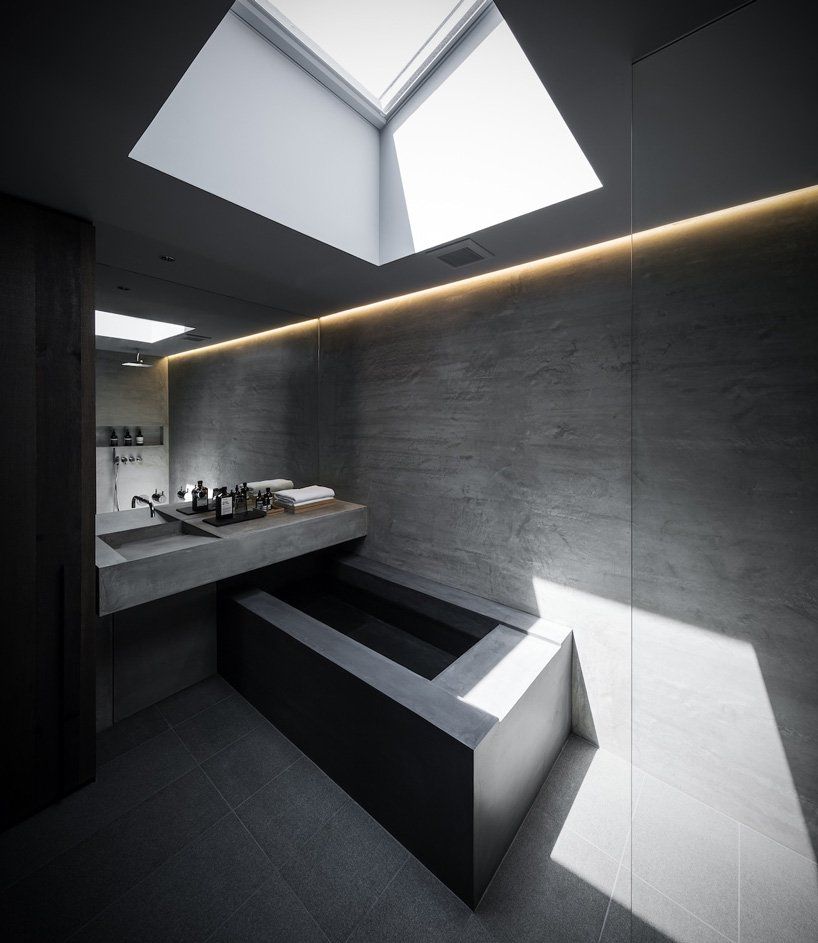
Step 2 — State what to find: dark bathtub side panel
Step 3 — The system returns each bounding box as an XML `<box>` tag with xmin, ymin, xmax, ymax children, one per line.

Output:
<box><xmin>218</xmin><ymin>592</ymin><xmax>477</xmax><ymax>904</ymax></box>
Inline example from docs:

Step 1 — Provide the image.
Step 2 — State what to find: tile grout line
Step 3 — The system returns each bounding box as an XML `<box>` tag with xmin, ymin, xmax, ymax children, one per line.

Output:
<box><xmin>737</xmin><ymin>825</ymin><xmax>741</xmax><ymax>943</ymax></box>
<box><xmin>174</xmin><ymin>706</ymin><xmax>269</xmax><ymax>765</ymax></box>
<box><xmin>629</xmin><ymin>872</ymin><xmax>737</xmax><ymax>943</ymax></box>
<box><xmin>160</xmin><ymin>687</ymin><xmax>237</xmax><ymax>729</ymax></box>
<box><xmin>340</xmin><ymin>856</ymin><xmax>411</xmax><ymax>943</ymax></box>
<box><xmin>95</xmin><ymin>713</ymin><xmax>172</xmax><ymax>769</ymax></box>
<box><xmin>0</xmin><ymin>729</ymin><xmax>204</xmax><ymax>897</ymax></box>
<box><xmin>596</xmin><ymin>766</ymin><xmax>646</xmax><ymax>943</ymax></box>
<box><xmin>620</xmin><ymin>775</ymin><xmax>739</xmax><ymax>943</ymax></box>
<box><xmin>61</xmin><ymin>811</ymin><xmax>235</xmax><ymax>943</ymax></box>
<box><xmin>232</xmin><ymin>753</ymin><xmax>305</xmax><ymax>813</ymax></box>
<box><xmin>632</xmin><ymin>766</ymin><xmax>817</xmax><ymax>867</ymax></box>
<box><xmin>177</xmin><ymin>729</ymin><xmax>334</xmax><ymax>943</ymax></box>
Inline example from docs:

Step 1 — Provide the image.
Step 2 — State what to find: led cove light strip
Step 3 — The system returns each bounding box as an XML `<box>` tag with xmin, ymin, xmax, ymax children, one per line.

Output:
<box><xmin>168</xmin><ymin>184</ymin><xmax>818</xmax><ymax>360</ymax></box>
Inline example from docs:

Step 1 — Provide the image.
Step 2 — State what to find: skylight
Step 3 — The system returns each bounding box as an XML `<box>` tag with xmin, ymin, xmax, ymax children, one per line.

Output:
<box><xmin>237</xmin><ymin>0</ymin><xmax>491</xmax><ymax>122</ymax></box>
<box><xmin>131</xmin><ymin>1</ymin><xmax>602</xmax><ymax>265</ymax></box>
<box><xmin>95</xmin><ymin>311</ymin><xmax>192</xmax><ymax>344</ymax></box>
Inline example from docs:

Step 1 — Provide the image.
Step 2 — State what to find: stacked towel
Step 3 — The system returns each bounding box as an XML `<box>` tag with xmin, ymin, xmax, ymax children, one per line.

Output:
<box><xmin>247</xmin><ymin>478</ymin><xmax>294</xmax><ymax>493</ymax></box>
<box><xmin>274</xmin><ymin>485</ymin><xmax>335</xmax><ymax>508</ymax></box>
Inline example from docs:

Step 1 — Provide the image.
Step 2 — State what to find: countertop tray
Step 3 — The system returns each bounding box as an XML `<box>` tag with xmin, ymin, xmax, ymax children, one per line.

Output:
<box><xmin>202</xmin><ymin>509</ymin><xmax>268</xmax><ymax>527</ymax></box>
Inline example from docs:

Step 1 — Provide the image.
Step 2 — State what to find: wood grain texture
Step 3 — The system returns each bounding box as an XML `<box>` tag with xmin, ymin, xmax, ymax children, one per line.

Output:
<box><xmin>0</xmin><ymin>194</ymin><xmax>95</xmax><ymax>829</ymax></box>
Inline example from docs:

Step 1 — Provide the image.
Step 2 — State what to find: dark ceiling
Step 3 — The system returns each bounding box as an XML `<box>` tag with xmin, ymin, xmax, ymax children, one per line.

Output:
<box><xmin>0</xmin><ymin>1</ymin><xmax>772</xmax><ymax>354</ymax></box>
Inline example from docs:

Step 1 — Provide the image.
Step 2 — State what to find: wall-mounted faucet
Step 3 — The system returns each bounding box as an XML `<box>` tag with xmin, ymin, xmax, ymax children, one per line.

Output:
<box><xmin>131</xmin><ymin>494</ymin><xmax>155</xmax><ymax>517</ymax></box>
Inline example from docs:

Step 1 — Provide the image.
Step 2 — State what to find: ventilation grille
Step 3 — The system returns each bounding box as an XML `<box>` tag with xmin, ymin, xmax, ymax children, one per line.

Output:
<box><xmin>427</xmin><ymin>239</ymin><xmax>493</xmax><ymax>268</ymax></box>
<box><xmin>184</xmin><ymin>333</ymin><xmax>212</xmax><ymax>343</ymax></box>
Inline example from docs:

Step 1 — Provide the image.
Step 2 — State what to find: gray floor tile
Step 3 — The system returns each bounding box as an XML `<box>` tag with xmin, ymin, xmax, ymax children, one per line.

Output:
<box><xmin>282</xmin><ymin>801</ymin><xmax>408</xmax><ymax>942</ymax></box>
<box><xmin>600</xmin><ymin>868</ymin><xmax>731</xmax><ymax>943</ymax></box>
<box><xmin>0</xmin><ymin>768</ymin><xmax>227</xmax><ymax>943</ymax></box>
<box><xmin>237</xmin><ymin>756</ymin><xmax>349</xmax><ymax>867</ymax></box>
<box><xmin>0</xmin><ymin>728</ymin><xmax>194</xmax><ymax>890</ymax></box>
<box><xmin>477</xmin><ymin>803</ymin><xmax>619</xmax><ymax>943</ymax></box>
<box><xmin>175</xmin><ymin>693</ymin><xmax>264</xmax><ymax>762</ymax></box>
<box><xmin>534</xmin><ymin>735</ymin><xmax>638</xmax><ymax>861</ymax></box>
<box><xmin>202</xmin><ymin>721</ymin><xmax>301</xmax><ymax>808</ymax></box>
<box><xmin>73</xmin><ymin>814</ymin><xmax>272</xmax><ymax>943</ymax></box>
<box><xmin>739</xmin><ymin>826</ymin><xmax>818</xmax><ymax>943</ymax></box>
<box><xmin>157</xmin><ymin>674</ymin><xmax>236</xmax><ymax>726</ymax></box>
<box><xmin>630</xmin><ymin>776</ymin><xmax>739</xmax><ymax>940</ymax></box>
<box><xmin>96</xmin><ymin>704</ymin><xmax>169</xmax><ymax>765</ymax></box>
<box><xmin>349</xmin><ymin>856</ymin><xmax>496</xmax><ymax>943</ymax></box>
<box><xmin>209</xmin><ymin>872</ymin><xmax>329</xmax><ymax>943</ymax></box>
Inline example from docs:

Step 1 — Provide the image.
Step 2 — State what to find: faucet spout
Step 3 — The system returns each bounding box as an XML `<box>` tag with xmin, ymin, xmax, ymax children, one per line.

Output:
<box><xmin>131</xmin><ymin>495</ymin><xmax>155</xmax><ymax>517</ymax></box>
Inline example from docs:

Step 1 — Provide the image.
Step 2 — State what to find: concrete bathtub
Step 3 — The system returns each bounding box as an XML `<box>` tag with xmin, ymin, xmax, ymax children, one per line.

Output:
<box><xmin>218</xmin><ymin>556</ymin><xmax>572</xmax><ymax>906</ymax></box>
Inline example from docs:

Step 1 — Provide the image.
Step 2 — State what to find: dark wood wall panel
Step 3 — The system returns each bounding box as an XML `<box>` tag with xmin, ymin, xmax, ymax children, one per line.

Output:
<box><xmin>0</xmin><ymin>194</ymin><xmax>95</xmax><ymax>829</ymax></box>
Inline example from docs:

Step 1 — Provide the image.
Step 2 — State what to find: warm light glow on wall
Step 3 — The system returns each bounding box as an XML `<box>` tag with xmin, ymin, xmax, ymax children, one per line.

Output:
<box><xmin>168</xmin><ymin>318</ymin><xmax>318</xmax><ymax>360</ymax></box>
<box><xmin>169</xmin><ymin>183</ymin><xmax>818</xmax><ymax>361</ymax></box>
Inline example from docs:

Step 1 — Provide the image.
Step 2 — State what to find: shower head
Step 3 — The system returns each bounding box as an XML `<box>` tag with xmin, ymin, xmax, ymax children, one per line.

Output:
<box><xmin>122</xmin><ymin>351</ymin><xmax>153</xmax><ymax>368</ymax></box>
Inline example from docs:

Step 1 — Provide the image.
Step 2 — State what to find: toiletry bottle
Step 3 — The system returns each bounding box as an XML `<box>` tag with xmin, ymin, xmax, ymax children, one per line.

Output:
<box><xmin>110</xmin><ymin>428</ymin><xmax>118</xmax><ymax>447</ymax></box>
<box><xmin>123</xmin><ymin>428</ymin><xmax>132</xmax><ymax>447</ymax></box>
<box><xmin>135</xmin><ymin>427</ymin><xmax>144</xmax><ymax>446</ymax></box>
<box><xmin>234</xmin><ymin>484</ymin><xmax>246</xmax><ymax>515</ymax></box>
<box><xmin>265</xmin><ymin>487</ymin><xmax>273</xmax><ymax>509</ymax></box>
<box><xmin>192</xmin><ymin>480</ymin><xmax>208</xmax><ymax>512</ymax></box>
<box><xmin>215</xmin><ymin>487</ymin><xmax>233</xmax><ymax>521</ymax></box>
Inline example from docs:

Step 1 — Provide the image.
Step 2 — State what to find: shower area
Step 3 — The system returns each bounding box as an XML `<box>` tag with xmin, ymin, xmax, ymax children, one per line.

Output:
<box><xmin>622</xmin><ymin>4</ymin><xmax>817</xmax><ymax>939</ymax></box>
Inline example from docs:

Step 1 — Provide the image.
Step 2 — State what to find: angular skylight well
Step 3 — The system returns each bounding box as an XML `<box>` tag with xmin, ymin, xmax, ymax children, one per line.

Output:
<box><xmin>95</xmin><ymin>311</ymin><xmax>192</xmax><ymax>344</ymax></box>
<box><xmin>131</xmin><ymin>1</ymin><xmax>602</xmax><ymax>265</ymax></box>
<box><xmin>236</xmin><ymin>0</ymin><xmax>491</xmax><ymax>123</ymax></box>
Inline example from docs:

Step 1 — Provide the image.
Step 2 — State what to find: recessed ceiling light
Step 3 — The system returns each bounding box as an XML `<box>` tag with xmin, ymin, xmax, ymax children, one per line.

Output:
<box><xmin>159</xmin><ymin>254</ymin><xmax>176</xmax><ymax>262</ymax></box>
<box><xmin>95</xmin><ymin>310</ymin><xmax>192</xmax><ymax>343</ymax></box>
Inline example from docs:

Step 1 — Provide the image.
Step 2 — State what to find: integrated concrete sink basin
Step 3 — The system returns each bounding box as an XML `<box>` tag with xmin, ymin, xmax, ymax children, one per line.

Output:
<box><xmin>100</xmin><ymin>519</ymin><xmax>221</xmax><ymax>561</ymax></box>
<box><xmin>96</xmin><ymin>501</ymin><xmax>368</xmax><ymax>615</ymax></box>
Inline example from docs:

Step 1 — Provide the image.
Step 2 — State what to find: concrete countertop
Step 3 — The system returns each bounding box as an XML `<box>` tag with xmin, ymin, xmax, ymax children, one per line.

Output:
<box><xmin>96</xmin><ymin>500</ymin><xmax>367</xmax><ymax>616</ymax></box>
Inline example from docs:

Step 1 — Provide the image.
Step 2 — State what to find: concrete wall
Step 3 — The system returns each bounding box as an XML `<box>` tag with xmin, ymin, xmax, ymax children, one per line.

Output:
<box><xmin>629</xmin><ymin>0</ymin><xmax>818</xmax><ymax>885</ymax></box>
<box><xmin>95</xmin><ymin>350</ymin><xmax>169</xmax><ymax>513</ymax></box>
<box><xmin>633</xmin><ymin>186</ymin><xmax>818</xmax><ymax>868</ymax></box>
<box><xmin>131</xmin><ymin>11</ymin><xmax>381</xmax><ymax>264</ymax></box>
<box><xmin>318</xmin><ymin>249</ymin><xmax>633</xmax><ymax>757</ymax></box>
<box><xmin>168</xmin><ymin>321</ymin><xmax>319</xmax><ymax>495</ymax></box>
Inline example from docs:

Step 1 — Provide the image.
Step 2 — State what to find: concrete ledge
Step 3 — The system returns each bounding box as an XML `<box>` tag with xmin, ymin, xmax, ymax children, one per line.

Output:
<box><xmin>96</xmin><ymin>501</ymin><xmax>367</xmax><ymax>614</ymax></box>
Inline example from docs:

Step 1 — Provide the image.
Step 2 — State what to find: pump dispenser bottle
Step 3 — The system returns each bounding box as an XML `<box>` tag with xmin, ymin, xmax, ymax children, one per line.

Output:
<box><xmin>192</xmin><ymin>480</ymin><xmax>209</xmax><ymax>512</ymax></box>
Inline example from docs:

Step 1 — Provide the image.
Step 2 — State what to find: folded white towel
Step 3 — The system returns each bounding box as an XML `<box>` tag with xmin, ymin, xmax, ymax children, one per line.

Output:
<box><xmin>274</xmin><ymin>485</ymin><xmax>335</xmax><ymax>506</ymax></box>
<box><xmin>275</xmin><ymin>496</ymin><xmax>332</xmax><ymax>509</ymax></box>
<box><xmin>247</xmin><ymin>478</ymin><xmax>294</xmax><ymax>493</ymax></box>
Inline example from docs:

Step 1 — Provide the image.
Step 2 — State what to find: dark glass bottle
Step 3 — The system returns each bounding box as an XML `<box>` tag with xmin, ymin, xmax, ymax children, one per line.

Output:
<box><xmin>123</xmin><ymin>428</ymin><xmax>132</xmax><ymax>447</ymax></box>
<box><xmin>135</xmin><ymin>427</ymin><xmax>144</xmax><ymax>446</ymax></box>
<box><xmin>110</xmin><ymin>428</ymin><xmax>118</xmax><ymax>447</ymax></box>
<box><xmin>215</xmin><ymin>486</ymin><xmax>233</xmax><ymax>521</ymax></box>
<box><xmin>192</xmin><ymin>480</ymin><xmax>209</xmax><ymax>512</ymax></box>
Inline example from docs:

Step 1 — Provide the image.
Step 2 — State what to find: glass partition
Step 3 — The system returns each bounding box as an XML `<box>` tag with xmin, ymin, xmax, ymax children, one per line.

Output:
<box><xmin>631</xmin><ymin>3</ymin><xmax>818</xmax><ymax>940</ymax></box>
